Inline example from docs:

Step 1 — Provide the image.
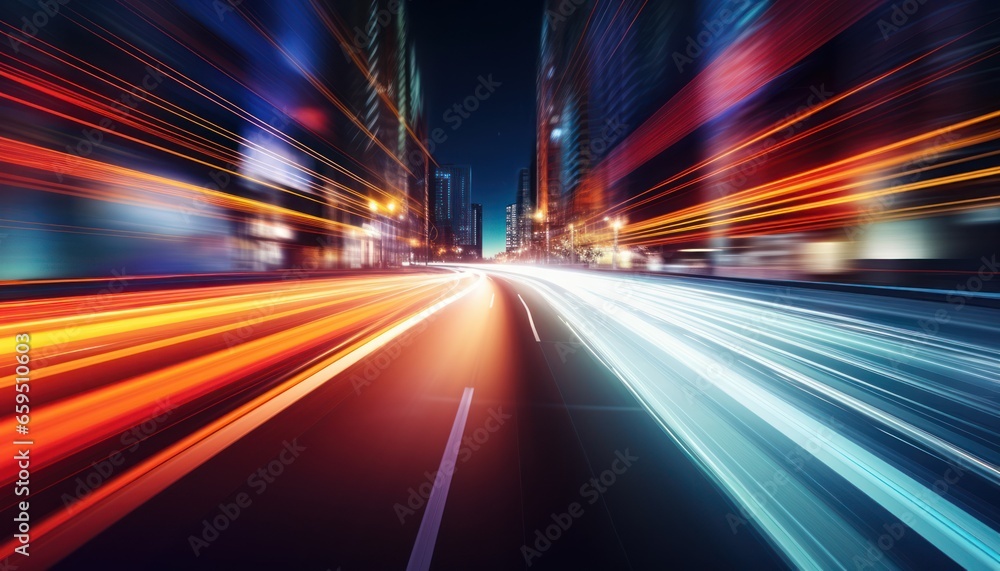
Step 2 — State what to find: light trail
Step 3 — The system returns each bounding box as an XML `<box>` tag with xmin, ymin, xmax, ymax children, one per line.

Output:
<box><xmin>623</xmin><ymin>125</ymin><xmax>1000</xmax><ymax>243</ymax></box>
<box><xmin>306</xmin><ymin>0</ymin><xmax>437</xmax><ymax>170</ymax></box>
<box><xmin>0</xmin><ymin>0</ymin><xmax>430</xmax><ymax>227</ymax></box>
<box><xmin>484</xmin><ymin>265</ymin><xmax>1000</xmax><ymax>569</ymax></box>
<box><xmin>229</xmin><ymin>1</ymin><xmax>419</xmax><ymax>184</ymax></box>
<box><xmin>0</xmin><ymin>270</ymin><xmax>485</xmax><ymax>568</ymax></box>
<box><xmin>0</xmin><ymin>271</ymin><xmax>476</xmax><ymax>489</ymax></box>
<box><xmin>0</xmin><ymin>136</ymin><xmax>361</xmax><ymax>239</ymax></box>
<box><xmin>575</xmin><ymin>6</ymin><xmax>1000</xmax><ymax>258</ymax></box>
<box><xmin>591</xmin><ymin>35</ymin><xmax>1000</xmax><ymax>227</ymax></box>
<box><xmin>0</xmin><ymin>28</ymin><xmax>397</xmax><ymax>219</ymax></box>
<box><xmin>91</xmin><ymin>0</ymin><xmax>412</xmax><ymax>203</ymax></box>
<box><xmin>583</xmin><ymin>0</ymin><xmax>885</xmax><ymax>191</ymax></box>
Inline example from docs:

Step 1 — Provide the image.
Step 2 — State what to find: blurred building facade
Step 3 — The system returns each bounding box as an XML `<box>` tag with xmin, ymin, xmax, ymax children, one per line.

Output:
<box><xmin>534</xmin><ymin>0</ymin><xmax>1000</xmax><ymax>287</ymax></box>
<box><xmin>332</xmin><ymin>0</ymin><xmax>429</xmax><ymax>268</ymax></box>
<box><xmin>0</xmin><ymin>0</ymin><xmax>432</xmax><ymax>279</ymax></box>
<box><xmin>536</xmin><ymin>0</ymin><xmax>676</xmax><ymax>242</ymax></box>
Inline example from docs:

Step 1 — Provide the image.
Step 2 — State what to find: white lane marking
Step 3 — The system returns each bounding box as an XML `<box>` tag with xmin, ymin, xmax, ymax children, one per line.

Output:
<box><xmin>490</xmin><ymin>293</ymin><xmax>495</xmax><ymax>309</ymax></box>
<box><xmin>406</xmin><ymin>387</ymin><xmax>476</xmax><ymax>571</ymax></box>
<box><xmin>518</xmin><ymin>294</ymin><xmax>541</xmax><ymax>342</ymax></box>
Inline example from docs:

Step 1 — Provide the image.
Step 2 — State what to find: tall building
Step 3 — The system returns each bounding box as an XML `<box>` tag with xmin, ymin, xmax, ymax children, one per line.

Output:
<box><xmin>328</xmin><ymin>0</ymin><xmax>428</xmax><ymax>268</ymax></box>
<box><xmin>506</xmin><ymin>203</ymin><xmax>521</xmax><ymax>252</ymax></box>
<box><xmin>451</xmin><ymin>165</ymin><xmax>473</xmax><ymax>247</ymax></box>
<box><xmin>433</xmin><ymin>165</ymin><xmax>472</xmax><ymax>248</ymax></box>
<box><xmin>516</xmin><ymin>167</ymin><xmax>534</xmax><ymax>249</ymax></box>
<box><xmin>536</xmin><ymin>1</ymin><xmax>676</xmax><ymax>236</ymax></box>
<box><xmin>433</xmin><ymin>168</ymin><xmax>453</xmax><ymax>243</ymax></box>
<box><xmin>538</xmin><ymin>0</ymin><xmax>593</xmax><ymax>233</ymax></box>
<box><xmin>517</xmin><ymin>168</ymin><xmax>532</xmax><ymax>211</ymax></box>
<box><xmin>471</xmin><ymin>203</ymin><xmax>483</xmax><ymax>258</ymax></box>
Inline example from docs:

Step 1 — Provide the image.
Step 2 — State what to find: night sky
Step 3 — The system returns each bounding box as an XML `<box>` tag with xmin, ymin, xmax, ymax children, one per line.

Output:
<box><xmin>411</xmin><ymin>0</ymin><xmax>542</xmax><ymax>257</ymax></box>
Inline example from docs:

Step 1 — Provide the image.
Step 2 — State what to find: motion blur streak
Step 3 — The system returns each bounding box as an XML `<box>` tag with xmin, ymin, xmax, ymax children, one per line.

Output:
<box><xmin>4</xmin><ymin>274</ymin><xmax>484</xmax><ymax>563</ymax></box>
<box><xmin>584</xmin><ymin>0</ymin><xmax>885</xmax><ymax>190</ymax></box>
<box><xmin>0</xmin><ymin>136</ymin><xmax>350</xmax><ymax>236</ymax></box>
<box><xmin>625</xmin><ymin>113</ymin><xmax>1000</xmax><ymax>244</ymax></box>
<box><xmin>0</xmin><ymin>269</ymin><xmax>479</xmax><ymax>565</ymax></box>
<box><xmin>482</xmin><ymin>266</ymin><xmax>1000</xmax><ymax>569</ymax></box>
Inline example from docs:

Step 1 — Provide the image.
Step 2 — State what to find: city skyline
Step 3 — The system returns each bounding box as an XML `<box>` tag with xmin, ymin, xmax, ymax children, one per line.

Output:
<box><xmin>410</xmin><ymin>0</ymin><xmax>541</xmax><ymax>258</ymax></box>
<box><xmin>2</xmin><ymin>1</ymin><xmax>999</xmax><ymax>569</ymax></box>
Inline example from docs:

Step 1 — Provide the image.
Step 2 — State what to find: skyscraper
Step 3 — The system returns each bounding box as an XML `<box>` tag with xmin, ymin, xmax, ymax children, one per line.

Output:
<box><xmin>471</xmin><ymin>203</ymin><xmax>483</xmax><ymax>258</ymax></box>
<box><xmin>538</xmin><ymin>0</ymin><xmax>593</xmax><ymax>232</ymax></box>
<box><xmin>536</xmin><ymin>1</ymin><xmax>675</xmax><ymax>236</ymax></box>
<box><xmin>451</xmin><ymin>165</ymin><xmax>473</xmax><ymax>247</ymax></box>
<box><xmin>517</xmin><ymin>168</ymin><xmax>531</xmax><ymax>209</ymax></box>
<box><xmin>329</xmin><ymin>0</ymin><xmax>427</xmax><ymax>268</ymax></box>
<box><xmin>433</xmin><ymin>165</ymin><xmax>472</xmax><ymax>248</ymax></box>
<box><xmin>516</xmin><ymin>167</ymin><xmax>534</xmax><ymax>249</ymax></box>
<box><xmin>506</xmin><ymin>203</ymin><xmax>520</xmax><ymax>252</ymax></box>
<box><xmin>434</xmin><ymin>167</ymin><xmax>453</xmax><ymax>238</ymax></box>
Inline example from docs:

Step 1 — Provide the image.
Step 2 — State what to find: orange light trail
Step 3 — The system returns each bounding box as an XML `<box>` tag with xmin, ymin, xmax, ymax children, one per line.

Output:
<box><xmin>106</xmin><ymin>0</ymin><xmax>402</xmax><ymax>195</ymax></box>
<box><xmin>589</xmin><ymin>33</ymin><xmax>1000</xmax><ymax>227</ymax></box>
<box><xmin>622</xmin><ymin>119</ymin><xmax>1000</xmax><ymax>244</ymax></box>
<box><xmin>0</xmin><ymin>270</ymin><xmax>479</xmax><ymax>563</ymax></box>
<box><xmin>229</xmin><ymin>1</ymin><xmax>419</xmax><ymax>187</ymax></box>
<box><xmin>0</xmin><ymin>27</ymin><xmax>400</xmax><ymax>222</ymax></box>
<box><xmin>0</xmin><ymin>6</ymin><xmax>422</xmax><ymax>222</ymax></box>
<box><xmin>0</xmin><ymin>136</ymin><xmax>356</xmax><ymax>237</ymax></box>
<box><xmin>0</xmin><ymin>273</ymin><xmax>471</xmax><ymax>492</ymax></box>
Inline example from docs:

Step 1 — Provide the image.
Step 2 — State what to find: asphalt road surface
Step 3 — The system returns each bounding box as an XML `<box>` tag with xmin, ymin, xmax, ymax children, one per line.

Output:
<box><xmin>3</xmin><ymin>266</ymin><xmax>998</xmax><ymax>570</ymax></box>
<box><xmin>48</xmin><ymin>272</ymin><xmax>784</xmax><ymax>569</ymax></box>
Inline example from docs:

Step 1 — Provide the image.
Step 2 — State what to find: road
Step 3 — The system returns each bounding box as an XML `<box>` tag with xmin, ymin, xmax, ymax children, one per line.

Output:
<box><xmin>2</xmin><ymin>267</ymin><xmax>999</xmax><ymax>569</ymax></box>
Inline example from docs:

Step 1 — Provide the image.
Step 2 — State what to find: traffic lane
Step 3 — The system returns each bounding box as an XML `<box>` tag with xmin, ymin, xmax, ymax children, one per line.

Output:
<box><xmin>53</xmin><ymin>271</ymin><xmax>495</xmax><ymax>570</ymax></box>
<box><xmin>0</xmin><ymin>268</ymin><xmax>452</xmax><ymax>302</ymax></box>
<box><xmin>498</xmin><ymin>269</ymin><xmax>987</xmax><ymax>569</ymax></box>
<box><xmin>406</xmin><ymin>276</ymin><xmax>527</xmax><ymax>570</ymax></box>
<box><xmin>439</xmin><ymin>275</ymin><xmax>633</xmax><ymax>569</ymax></box>
<box><xmin>1</xmin><ymin>274</ymin><xmax>448</xmax><ymax>403</ymax></box>
<box><xmin>495</xmin><ymin>274</ymin><xmax>788</xmax><ymax>570</ymax></box>
<box><xmin>55</xmin><ymin>268</ymin><xmax>657</xmax><ymax>570</ymax></box>
<box><xmin>7</xmin><ymin>275</ymin><xmax>468</xmax><ymax>541</ymax></box>
<box><xmin>49</xmin><ymin>266</ymin><xmax>789</xmax><ymax>570</ymax></box>
<box><xmin>0</xmin><ymin>273</ymin><xmax>471</xmax><ymax>524</ymax></box>
<box><xmin>427</xmin><ymin>273</ymin><xmax>616</xmax><ymax>571</ymax></box>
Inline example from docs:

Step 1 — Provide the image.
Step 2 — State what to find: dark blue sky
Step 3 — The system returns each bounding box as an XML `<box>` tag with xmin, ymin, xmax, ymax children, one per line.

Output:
<box><xmin>411</xmin><ymin>0</ymin><xmax>542</xmax><ymax>257</ymax></box>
